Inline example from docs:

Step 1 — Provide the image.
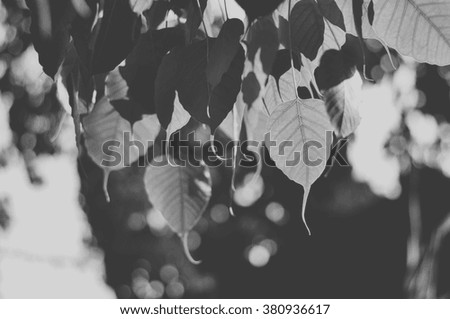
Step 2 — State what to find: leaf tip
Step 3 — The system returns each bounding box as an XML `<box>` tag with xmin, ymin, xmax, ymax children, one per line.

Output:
<box><xmin>301</xmin><ymin>186</ymin><xmax>312</xmax><ymax>236</ymax></box>
<box><xmin>182</xmin><ymin>233</ymin><xmax>201</xmax><ymax>265</ymax></box>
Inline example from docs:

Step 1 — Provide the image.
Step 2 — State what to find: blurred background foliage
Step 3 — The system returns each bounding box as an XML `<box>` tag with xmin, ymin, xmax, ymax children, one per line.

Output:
<box><xmin>0</xmin><ymin>0</ymin><xmax>449</xmax><ymax>298</ymax></box>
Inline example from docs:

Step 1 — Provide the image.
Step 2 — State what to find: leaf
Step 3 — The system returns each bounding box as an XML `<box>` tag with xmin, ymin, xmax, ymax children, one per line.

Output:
<box><xmin>235</xmin><ymin>0</ymin><xmax>285</xmax><ymax>22</ymax></box>
<box><xmin>206</xmin><ymin>19</ymin><xmax>245</xmax><ymax>89</ymax></box>
<box><xmin>247</xmin><ymin>16</ymin><xmax>279</xmax><ymax>75</ymax></box>
<box><xmin>242</xmin><ymin>72</ymin><xmax>261</xmax><ymax>107</ymax></box>
<box><xmin>371</xmin><ymin>0</ymin><xmax>450</xmax><ymax>65</ymax></box>
<box><xmin>83</xmin><ymin>96</ymin><xmax>160</xmax><ymax>201</ymax></box>
<box><xmin>270</xmin><ymin>49</ymin><xmax>302</xmax><ymax>86</ymax></box>
<box><xmin>144</xmin><ymin>155</ymin><xmax>212</xmax><ymax>263</ymax></box>
<box><xmin>91</xmin><ymin>0</ymin><xmax>142</xmax><ymax>74</ymax></box>
<box><xmin>317</xmin><ymin>0</ymin><xmax>346</xmax><ymax>30</ymax></box>
<box><xmin>267</xmin><ymin>98</ymin><xmax>333</xmax><ymax>234</ymax></box>
<box><xmin>26</xmin><ymin>0</ymin><xmax>77</xmax><ymax>77</ymax></box>
<box><xmin>107</xmin><ymin>27</ymin><xmax>184</xmax><ymax>124</ymax></box>
<box><xmin>155</xmin><ymin>39</ymin><xmax>245</xmax><ymax>133</ymax></box>
<box><xmin>281</xmin><ymin>0</ymin><xmax>325</xmax><ymax>60</ymax></box>
<box><xmin>322</xmin><ymin>71</ymin><xmax>362</xmax><ymax>137</ymax></box>
<box><xmin>315</xmin><ymin>48</ymin><xmax>357</xmax><ymax>91</ymax></box>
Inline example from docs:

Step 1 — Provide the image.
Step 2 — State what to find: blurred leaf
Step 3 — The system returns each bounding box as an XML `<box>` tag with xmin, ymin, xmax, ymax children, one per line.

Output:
<box><xmin>144</xmin><ymin>155</ymin><xmax>212</xmax><ymax>263</ymax></box>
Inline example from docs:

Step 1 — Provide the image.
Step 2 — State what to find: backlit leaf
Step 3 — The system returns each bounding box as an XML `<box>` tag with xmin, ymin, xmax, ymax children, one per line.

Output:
<box><xmin>372</xmin><ymin>0</ymin><xmax>450</xmax><ymax>65</ymax></box>
<box><xmin>267</xmin><ymin>98</ymin><xmax>333</xmax><ymax>234</ymax></box>
<box><xmin>144</xmin><ymin>155</ymin><xmax>212</xmax><ymax>263</ymax></box>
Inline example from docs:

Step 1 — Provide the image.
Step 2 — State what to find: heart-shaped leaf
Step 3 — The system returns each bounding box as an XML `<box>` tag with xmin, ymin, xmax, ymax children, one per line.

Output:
<box><xmin>83</xmin><ymin>97</ymin><xmax>160</xmax><ymax>201</ymax></box>
<box><xmin>144</xmin><ymin>155</ymin><xmax>212</xmax><ymax>263</ymax></box>
<box><xmin>267</xmin><ymin>98</ymin><xmax>333</xmax><ymax>234</ymax></box>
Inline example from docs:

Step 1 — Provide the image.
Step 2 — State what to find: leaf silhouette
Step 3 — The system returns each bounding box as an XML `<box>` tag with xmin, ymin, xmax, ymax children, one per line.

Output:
<box><xmin>144</xmin><ymin>155</ymin><xmax>212</xmax><ymax>263</ymax></box>
<box><xmin>155</xmin><ymin>39</ymin><xmax>245</xmax><ymax>133</ymax></box>
<box><xmin>280</xmin><ymin>0</ymin><xmax>325</xmax><ymax>60</ymax></box>
<box><xmin>267</xmin><ymin>98</ymin><xmax>333</xmax><ymax>234</ymax></box>
<box><xmin>91</xmin><ymin>0</ymin><xmax>142</xmax><ymax>74</ymax></box>
<box><xmin>317</xmin><ymin>0</ymin><xmax>346</xmax><ymax>30</ymax></box>
<box><xmin>107</xmin><ymin>27</ymin><xmax>184</xmax><ymax>124</ymax></box>
<box><xmin>247</xmin><ymin>15</ymin><xmax>279</xmax><ymax>75</ymax></box>
<box><xmin>26</xmin><ymin>0</ymin><xmax>77</xmax><ymax>77</ymax></box>
<box><xmin>371</xmin><ymin>0</ymin><xmax>450</xmax><ymax>65</ymax></box>
<box><xmin>206</xmin><ymin>19</ymin><xmax>245</xmax><ymax>89</ymax></box>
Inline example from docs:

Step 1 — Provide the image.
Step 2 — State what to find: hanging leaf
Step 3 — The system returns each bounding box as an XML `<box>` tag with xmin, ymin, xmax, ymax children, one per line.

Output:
<box><xmin>155</xmin><ymin>39</ymin><xmax>245</xmax><ymax>133</ymax></box>
<box><xmin>144</xmin><ymin>155</ymin><xmax>212</xmax><ymax>263</ymax></box>
<box><xmin>206</xmin><ymin>18</ymin><xmax>245</xmax><ymax>89</ymax></box>
<box><xmin>25</xmin><ymin>0</ymin><xmax>77</xmax><ymax>78</ymax></box>
<box><xmin>279</xmin><ymin>0</ymin><xmax>324</xmax><ymax>60</ymax></box>
<box><xmin>246</xmin><ymin>15</ymin><xmax>279</xmax><ymax>75</ymax></box>
<box><xmin>267</xmin><ymin>98</ymin><xmax>333</xmax><ymax>234</ymax></box>
<box><xmin>279</xmin><ymin>0</ymin><xmax>346</xmax><ymax>63</ymax></box>
<box><xmin>235</xmin><ymin>0</ymin><xmax>285</xmax><ymax>22</ymax></box>
<box><xmin>317</xmin><ymin>0</ymin><xmax>346</xmax><ymax>30</ymax></box>
<box><xmin>371</xmin><ymin>0</ymin><xmax>450</xmax><ymax>65</ymax></box>
<box><xmin>322</xmin><ymin>71</ymin><xmax>362</xmax><ymax>138</ymax></box>
<box><xmin>83</xmin><ymin>97</ymin><xmax>160</xmax><ymax>201</ymax></box>
<box><xmin>91</xmin><ymin>0</ymin><xmax>142</xmax><ymax>74</ymax></box>
<box><xmin>107</xmin><ymin>27</ymin><xmax>184</xmax><ymax>124</ymax></box>
<box><xmin>315</xmin><ymin>48</ymin><xmax>357</xmax><ymax>90</ymax></box>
